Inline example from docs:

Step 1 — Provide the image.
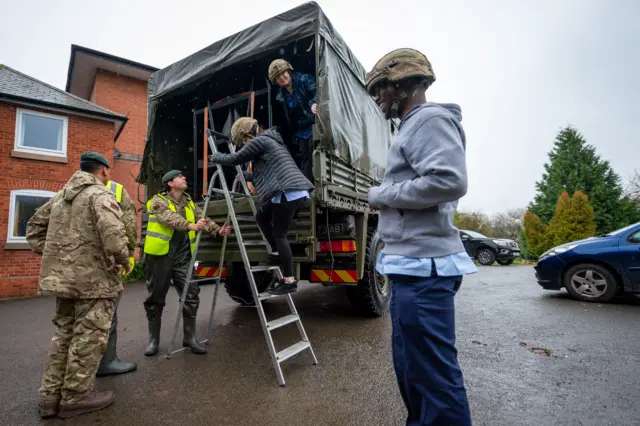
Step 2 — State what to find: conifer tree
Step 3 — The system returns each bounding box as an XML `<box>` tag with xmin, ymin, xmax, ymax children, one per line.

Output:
<box><xmin>529</xmin><ymin>126</ymin><xmax>627</xmax><ymax>233</ymax></box>
<box><xmin>547</xmin><ymin>191</ymin><xmax>597</xmax><ymax>246</ymax></box>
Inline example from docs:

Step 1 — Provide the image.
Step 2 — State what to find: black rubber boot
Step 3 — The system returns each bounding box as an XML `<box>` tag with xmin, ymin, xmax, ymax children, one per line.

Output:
<box><xmin>144</xmin><ymin>318</ymin><xmax>161</xmax><ymax>356</ymax></box>
<box><xmin>97</xmin><ymin>329</ymin><xmax>137</xmax><ymax>376</ymax></box>
<box><xmin>182</xmin><ymin>317</ymin><xmax>206</xmax><ymax>354</ymax></box>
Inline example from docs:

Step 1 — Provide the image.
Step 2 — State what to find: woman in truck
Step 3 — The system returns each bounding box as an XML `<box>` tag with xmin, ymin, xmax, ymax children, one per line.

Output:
<box><xmin>268</xmin><ymin>58</ymin><xmax>317</xmax><ymax>182</ymax></box>
<box><xmin>208</xmin><ymin>117</ymin><xmax>314</xmax><ymax>295</ymax></box>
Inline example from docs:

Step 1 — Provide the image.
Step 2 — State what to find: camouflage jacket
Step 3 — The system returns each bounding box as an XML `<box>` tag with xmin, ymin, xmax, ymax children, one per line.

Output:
<box><xmin>118</xmin><ymin>186</ymin><xmax>138</xmax><ymax>255</ymax></box>
<box><xmin>26</xmin><ymin>171</ymin><xmax>130</xmax><ymax>299</ymax></box>
<box><xmin>148</xmin><ymin>191</ymin><xmax>221</xmax><ymax>235</ymax></box>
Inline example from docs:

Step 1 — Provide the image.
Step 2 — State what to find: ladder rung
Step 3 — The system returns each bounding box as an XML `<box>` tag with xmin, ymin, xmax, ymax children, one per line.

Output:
<box><xmin>190</xmin><ymin>276</ymin><xmax>222</xmax><ymax>284</ymax></box>
<box><xmin>276</xmin><ymin>341</ymin><xmax>311</xmax><ymax>363</ymax></box>
<box><xmin>266</xmin><ymin>314</ymin><xmax>299</xmax><ymax>331</ymax></box>
<box><xmin>258</xmin><ymin>292</ymin><xmax>276</xmax><ymax>301</ymax></box>
<box><xmin>236</xmin><ymin>215</ymin><xmax>256</xmax><ymax>222</ymax></box>
<box><xmin>210</xmin><ymin>188</ymin><xmax>251</xmax><ymax>198</ymax></box>
<box><xmin>251</xmin><ymin>265</ymin><xmax>279</xmax><ymax>272</ymax></box>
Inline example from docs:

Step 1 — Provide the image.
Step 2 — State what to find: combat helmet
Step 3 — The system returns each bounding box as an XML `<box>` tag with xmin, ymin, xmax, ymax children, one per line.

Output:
<box><xmin>230</xmin><ymin>117</ymin><xmax>259</xmax><ymax>146</ymax></box>
<box><xmin>268</xmin><ymin>59</ymin><xmax>293</xmax><ymax>83</ymax></box>
<box><xmin>365</xmin><ymin>48</ymin><xmax>435</xmax><ymax>96</ymax></box>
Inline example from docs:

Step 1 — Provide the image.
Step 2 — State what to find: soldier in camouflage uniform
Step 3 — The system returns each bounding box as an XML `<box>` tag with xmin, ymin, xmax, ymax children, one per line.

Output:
<box><xmin>26</xmin><ymin>152</ymin><xmax>132</xmax><ymax>419</ymax></box>
<box><xmin>143</xmin><ymin>170</ymin><xmax>231</xmax><ymax>356</ymax></box>
<box><xmin>96</xmin><ymin>178</ymin><xmax>138</xmax><ymax>376</ymax></box>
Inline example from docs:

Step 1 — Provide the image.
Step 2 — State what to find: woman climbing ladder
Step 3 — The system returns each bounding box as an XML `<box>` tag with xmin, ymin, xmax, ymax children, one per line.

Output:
<box><xmin>208</xmin><ymin>117</ymin><xmax>315</xmax><ymax>295</ymax></box>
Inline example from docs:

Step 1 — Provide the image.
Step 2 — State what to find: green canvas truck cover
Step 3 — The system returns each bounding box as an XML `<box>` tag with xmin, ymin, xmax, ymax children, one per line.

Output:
<box><xmin>138</xmin><ymin>1</ymin><xmax>393</xmax><ymax>185</ymax></box>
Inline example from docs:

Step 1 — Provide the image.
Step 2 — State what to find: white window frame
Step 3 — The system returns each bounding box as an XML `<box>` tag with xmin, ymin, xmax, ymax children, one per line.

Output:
<box><xmin>14</xmin><ymin>108</ymin><xmax>68</xmax><ymax>158</ymax></box>
<box><xmin>7</xmin><ymin>189</ymin><xmax>56</xmax><ymax>242</ymax></box>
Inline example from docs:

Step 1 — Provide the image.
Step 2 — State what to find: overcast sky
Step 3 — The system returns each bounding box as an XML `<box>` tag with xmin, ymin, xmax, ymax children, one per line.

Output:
<box><xmin>2</xmin><ymin>0</ymin><xmax>638</xmax><ymax>215</ymax></box>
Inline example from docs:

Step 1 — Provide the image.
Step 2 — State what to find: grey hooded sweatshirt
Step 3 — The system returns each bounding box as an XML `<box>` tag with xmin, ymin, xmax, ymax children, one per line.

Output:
<box><xmin>368</xmin><ymin>102</ymin><xmax>468</xmax><ymax>258</ymax></box>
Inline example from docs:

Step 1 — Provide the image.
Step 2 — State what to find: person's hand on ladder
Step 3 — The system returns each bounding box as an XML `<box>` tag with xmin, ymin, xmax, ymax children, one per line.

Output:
<box><xmin>218</xmin><ymin>222</ymin><xmax>232</xmax><ymax>236</ymax></box>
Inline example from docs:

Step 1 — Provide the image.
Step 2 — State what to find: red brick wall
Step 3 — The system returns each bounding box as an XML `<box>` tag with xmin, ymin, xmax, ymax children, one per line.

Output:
<box><xmin>0</xmin><ymin>102</ymin><xmax>115</xmax><ymax>298</ymax></box>
<box><xmin>91</xmin><ymin>70</ymin><xmax>148</xmax><ymax>249</ymax></box>
<box><xmin>92</xmin><ymin>70</ymin><xmax>147</xmax><ymax>155</ymax></box>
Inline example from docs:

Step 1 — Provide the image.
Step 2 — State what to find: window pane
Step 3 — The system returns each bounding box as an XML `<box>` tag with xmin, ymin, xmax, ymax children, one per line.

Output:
<box><xmin>13</xmin><ymin>195</ymin><xmax>50</xmax><ymax>238</ymax></box>
<box><xmin>20</xmin><ymin>113</ymin><xmax>63</xmax><ymax>151</ymax></box>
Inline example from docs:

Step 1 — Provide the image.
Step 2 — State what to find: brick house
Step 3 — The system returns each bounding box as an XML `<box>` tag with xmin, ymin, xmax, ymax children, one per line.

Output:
<box><xmin>0</xmin><ymin>65</ymin><xmax>128</xmax><ymax>298</ymax></box>
<box><xmin>65</xmin><ymin>45</ymin><xmax>159</xmax><ymax>254</ymax></box>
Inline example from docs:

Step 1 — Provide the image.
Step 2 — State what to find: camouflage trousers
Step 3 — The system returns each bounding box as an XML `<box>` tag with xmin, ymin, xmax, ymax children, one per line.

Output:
<box><xmin>39</xmin><ymin>297</ymin><xmax>116</xmax><ymax>404</ymax></box>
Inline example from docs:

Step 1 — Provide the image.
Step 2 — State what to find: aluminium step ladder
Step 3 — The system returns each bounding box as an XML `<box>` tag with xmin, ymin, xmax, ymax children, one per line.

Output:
<box><xmin>165</xmin><ymin>127</ymin><xmax>318</xmax><ymax>387</ymax></box>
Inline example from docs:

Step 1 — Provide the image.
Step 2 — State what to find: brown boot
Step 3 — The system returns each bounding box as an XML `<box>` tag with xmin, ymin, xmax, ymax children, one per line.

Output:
<box><xmin>38</xmin><ymin>395</ymin><xmax>60</xmax><ymax>418</ymax></box>
<box><xmin>58</xmin><ymin>390</ymin><xmax>115</xmax><ymax>418</ymax></box>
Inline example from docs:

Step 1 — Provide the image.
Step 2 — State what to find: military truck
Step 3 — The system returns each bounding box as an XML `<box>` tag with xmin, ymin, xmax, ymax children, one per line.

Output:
<box><xmin>137</xmin><ymin>2</ymin><xmax>395</xmax><ymax>316</ymax></box>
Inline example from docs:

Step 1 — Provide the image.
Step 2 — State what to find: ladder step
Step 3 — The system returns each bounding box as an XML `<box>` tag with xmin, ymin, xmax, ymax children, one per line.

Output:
<box><xmin>251</xmin><ymin>265</ymin><xmax>279</xmax><ymax>272</ymax></box>
<box><xmin>266</xmin><ymin>314</ymin><xmax>299</xmax><ymax>331</ymax></box>
<box><xmin>210</xmin><ymin>188</ymin><xmax>251</xmax><ymax>198</ymax></box>
<box><xmin>258</xmin><ymin>292</ymin><xmax>277</xmax><ymax>301</ymax></box>
<box><xmin>276</xmin><ymin>341</ymin><xmax>311</xmax><ymax>363</ymax></box>
<box><xmin>189</xmin><ymin>276</ymin><xmax>222</xmax><ymax>284</ymax></box>
<box><xmin>236</xmin><ymin>215</ymin><xmax>256</xmax><ymax>222</ymax></box>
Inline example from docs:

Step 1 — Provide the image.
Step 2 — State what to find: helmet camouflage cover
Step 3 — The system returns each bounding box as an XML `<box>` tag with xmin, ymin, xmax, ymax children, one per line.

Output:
<box><xmin>365</xmin><ymin>48</ymin><xmax>435</xmax><ymax>95</ymax></box>
<box><xmin>268</xmin><ymin>59</ymin><xmax>293</xmax><ymax>83</ymax></box>
<box><xmin>231</xmin><ymin>117</ymin><xmax>258</xmax><ymax>146</ymax></box>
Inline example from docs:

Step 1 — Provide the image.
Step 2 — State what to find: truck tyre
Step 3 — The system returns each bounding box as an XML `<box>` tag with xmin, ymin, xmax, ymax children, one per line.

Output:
<box><xmin>345</xmin><ymin>229</ymin><xmax>391</xmax><ymax>317</ymax></box>
<box><xmin>224</xmin><ymin>261</ymin><xmax>274</xmax><ymax>306</ymax></box>
<box><xmin>476</xmin><ymin>248</ymin><xmax>496</xmax><ymax>265</ymax></box>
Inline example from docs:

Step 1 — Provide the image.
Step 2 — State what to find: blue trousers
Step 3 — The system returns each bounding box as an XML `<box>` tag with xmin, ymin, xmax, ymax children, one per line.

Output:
<box><xmin>389</xmin><ymin>272</ymin><xmax>472</xmax><ymax>426</ymax></box>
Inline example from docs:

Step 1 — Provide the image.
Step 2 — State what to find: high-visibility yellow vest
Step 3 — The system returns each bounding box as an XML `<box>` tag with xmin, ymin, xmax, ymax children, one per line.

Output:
<box><xmin>106</xmin><ymin>179</ymin><xmax>135</xmax><ymax>274</ymax></box>
<box><xmin>143</xmin><ymin>193</ymin><xmax>197</xmax><ymax>256</ymax></box>
<box><xmin>106</xmin><ymin>180</ymin><xmax>124</xmax><ymax>204</ymax></box>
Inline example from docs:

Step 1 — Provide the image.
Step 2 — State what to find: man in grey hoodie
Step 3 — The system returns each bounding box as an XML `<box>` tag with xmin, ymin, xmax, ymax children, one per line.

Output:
<box><xmin>365</xmin><ymin>48</ymin><xmax>477</xmax><ymax>426</ymax></box>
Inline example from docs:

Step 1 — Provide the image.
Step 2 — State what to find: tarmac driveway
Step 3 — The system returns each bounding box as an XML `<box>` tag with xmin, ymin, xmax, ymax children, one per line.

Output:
<box><xmin>1</xmin><ymin>265</ymin><xmax>639</xmax><ymax>425</ymax></box>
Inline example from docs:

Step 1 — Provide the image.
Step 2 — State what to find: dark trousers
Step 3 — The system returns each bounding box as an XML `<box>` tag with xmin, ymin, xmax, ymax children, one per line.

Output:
<box><xmin>388</xmin><ymin>270</ymin><xmax>472</xmax><ymax>426</ymax></box>
<box><xmin>143</xmin><ymin>232</ymin><xmax>200</xmax><ymax>320</ymax></box>
<box><xmin>292</xmin><ymin>135</ymin><xmax>313</xmax><ymax>182</ymax></box>
<box><xmin>255</xmin><ymin>195</ymin><xmax>304</xmax><ymax>277</ymax></box>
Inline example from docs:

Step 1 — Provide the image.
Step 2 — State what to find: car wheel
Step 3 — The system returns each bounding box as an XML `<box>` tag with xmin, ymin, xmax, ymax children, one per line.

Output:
<box><xmin>563</xmin><ymin>263</ymin><xmax>619</xmax><ymax>303</ymax></box>
<box><xmin>496</xmin><ymin>259</ymin><xmax>514</xmax><ymax>266</ymax></box>
<box><xmin>476</xmin><ymin>248</ymin><xmax>496</xmax><ymax>265</ymax></box>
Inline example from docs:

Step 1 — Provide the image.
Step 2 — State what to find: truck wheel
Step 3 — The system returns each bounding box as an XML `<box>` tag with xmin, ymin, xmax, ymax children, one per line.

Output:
<box><xmin>345</xmin><ymin>230</ymin><xmax>391</xmax><ymax>317</ymax></box>
<box><xmin>224</xmin><ymin>261</ymin><xmax>274</xmax><ymax>306</ymax></box>
<box><xmin>496</xmin><ymin>259</ymin><xmax>514</xmax><ymax>266</ymax></box>
<box><xmin>476</xmin><ymin>248</ymin><xmax>496</xmax><ymax>265</ymax></box>
<box><xmin>563</xmin><ymin>263</ymin><xmax>619</xmax><ymax>303</ymax></box>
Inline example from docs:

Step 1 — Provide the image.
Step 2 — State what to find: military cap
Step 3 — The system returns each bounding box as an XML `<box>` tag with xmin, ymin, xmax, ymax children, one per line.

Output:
<box><xmin>162</xmin><ymin>169</ymin><xmax>183</xmax><ymax>184</ymax></box>
<box><xmin>80</xmin><ymin>152</ymin><xmax>110</xmax><ymax>168</ymax></box>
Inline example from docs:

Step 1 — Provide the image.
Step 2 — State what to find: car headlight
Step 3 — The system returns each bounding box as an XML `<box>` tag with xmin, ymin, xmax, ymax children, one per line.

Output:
<box><xmin>493</xmin><ymin>239</ymin><xmax>516</xmax><ymax>248</ymax></box>
<box><xmin>539</xmin><ymin>244</ymin><xmax>578</xmax><ymax>260</ymax></box>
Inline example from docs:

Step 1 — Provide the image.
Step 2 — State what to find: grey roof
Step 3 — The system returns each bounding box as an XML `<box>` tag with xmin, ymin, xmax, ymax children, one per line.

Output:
<box><xmin>0</xmin><ymin>64</ymin><xmax>127</xmax><ymax>121</ymax></box>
